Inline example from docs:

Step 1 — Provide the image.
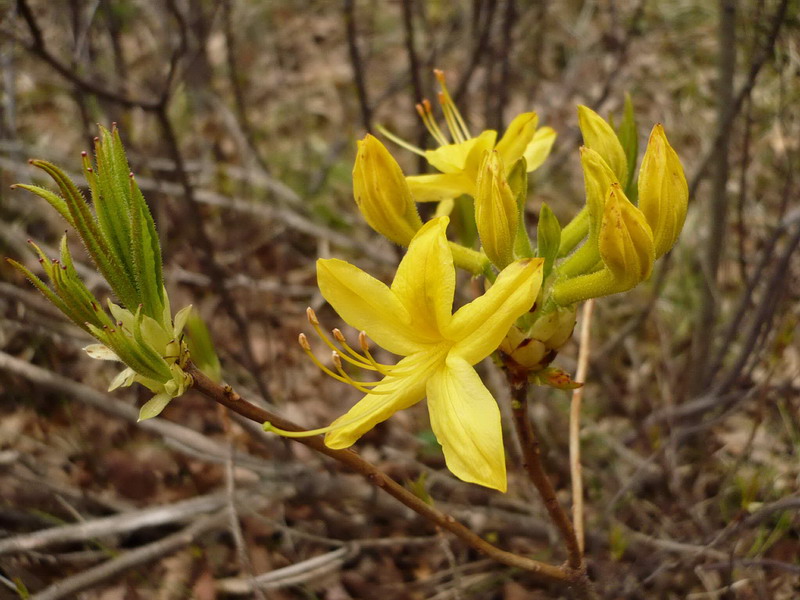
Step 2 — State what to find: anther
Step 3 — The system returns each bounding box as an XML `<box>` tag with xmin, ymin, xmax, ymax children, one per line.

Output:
<box><xmin>81</xmin><ymin>151</ymin><xmax>88</xmax><ymax>157</ymax></box>
<box><xmin>332</xmin><ymin>328</ymin><xmax>347</xmax><ymax>344</ymax></box>
<box><xmin>359</xmin><ymin>331</ymin><xmax>370</xmax><ymax>353</ymax></box>
<box><xmin>306</xmin><ymin>307</ymin><xmax>319</xmax><ymax>325</ymax></box>
<box><xmin>331</xmin><ymin>351</ymin><xmax>343</xmax><ymax>370</ymax></box>
<box><xmin>298</xmin><ymin>333</ymin><xmax>311</xmax><ymax>351</ymax></box>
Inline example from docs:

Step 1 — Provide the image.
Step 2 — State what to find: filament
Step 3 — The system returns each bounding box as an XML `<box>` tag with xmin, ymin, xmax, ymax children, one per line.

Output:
<box><xmin>376</xmin><ymin>125</ymin><xmax>425</xmax><ymax>157</ymax></box>
<box><xmin>416</xmin><ymin>100</ymin><xmax>449</xmax><ymax>146</ymax></box>
<box><xmin>438</xmin><ymin>92</ymin><xmax>466</xmax><ymax>144</ymax></box>
<box><xmin>434</xmin><ymin>69</ymin><xmax>472</xmax><ymax>140</ymax></box>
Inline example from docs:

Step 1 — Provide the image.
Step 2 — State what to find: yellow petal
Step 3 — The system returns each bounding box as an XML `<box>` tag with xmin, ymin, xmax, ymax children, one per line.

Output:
<box><xmin>637</xmin><ymin>124</ymin><xmax>689</xmax><ymax>258</ymax></box>
<box><xmin>317</xmin><ymin>258</ymin><xmax>426</xmax><ymax>356</ymax></box>
<box><xmin>407</xmin><ymin>172</ymin><xmax>473</xmax><ymax>202</ymax></box>
<box><xmin>447</xmin><ymin>258</ymin><xmax>543</xmax><ymax>365</ymax></box>
<box><xmin>577</xmin><ymin>105</ymin><xmax>628</xmax><ymax>185</ymax></box>
<box><xmin>523</xmin><ymin>126</ymin><xmax>557</xmax><ymax>172</ymax></box>
<box><xmin>495</xmin><ymin>112</ymin><xmax>538</xmax><ymax>166</ymax></box>
<box><xmin>425</xmin><ymin>131</ymin><xmax>497</xmax><ymax>173</ymax></box>
<box><xmin>426</xmin><ymin>356</ymin><xmax>507</xmax><ymax>491</ymax></box>
<box><xmin>324</xmin><ymin>348</ymin><xmax>445</xmax><ymax>449</ymax></box>
<box><xmin>391</xmin><ymin>217</ymin><xmax>455</xmax><ymax>340</ymax></box>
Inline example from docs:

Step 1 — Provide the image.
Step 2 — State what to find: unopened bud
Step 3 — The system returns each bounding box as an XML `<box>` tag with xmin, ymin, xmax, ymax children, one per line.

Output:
<box><xmin>475</xmin><ymin>151</ymin><xmax>517</xmax><ymax>268</ymax></box>
<box><xmin>577</xmin><ymin>105</ymin><xmax>628</xmax><ymax>185</ymax></box>
<box><xmin>637</xmin><ymin>124</ymin><xmax>688</xmax><ymax>258</ymax></box>
<box><xmin>353</xmin><ymin>134</ymin><xmax>422</xmax><ymax>246</ymax></box>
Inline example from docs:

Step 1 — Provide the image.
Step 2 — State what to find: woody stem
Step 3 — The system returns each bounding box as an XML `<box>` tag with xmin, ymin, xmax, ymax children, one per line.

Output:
<box><xmin>186</xmin><ymin>363</ymin><xmax>593</xmax><ymax>590</ymax></box>
<box><xmin>509</xmin><ymin>378</ymin><xmax>584</xmax><ymax>570</ymax></box>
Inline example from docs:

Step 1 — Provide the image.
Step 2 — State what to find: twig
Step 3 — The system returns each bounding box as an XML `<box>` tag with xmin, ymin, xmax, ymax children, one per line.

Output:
<box><xmin>185</xmin><ymin>363</ymin><xmax>592</xmax><ymax>590</ymax></box>
<box><xmin>570</xmin><ymin>299</ymin><xmax>594</xmax><ymax>553</ymax></box>
<box><xmin>508</xmin><ymin>380</ymin><xmax>584</xmax><ymax>571</ymax></box>
<box><xmin>30</xmin><ymin>511</ymin><xmax>229</xmax><ymax>600</ymax></box>
<box><xmin>688</xmin><ymin>0</ymin><xmax>737</xmax><ymax>395</ymax></box>
<box><xmin>216</xmin><ymin>546</ymin><xmax>357</xmax><ymax>595</ymax></box>
<box><xmin>343</xmin><ymin>0</ymin><xmax>372</xmax><ymax>132</ymax></box>
<box><xmin>0</xmin><ymin>490</ymin><xmax>257</xmax><ymax>555</ymax></box>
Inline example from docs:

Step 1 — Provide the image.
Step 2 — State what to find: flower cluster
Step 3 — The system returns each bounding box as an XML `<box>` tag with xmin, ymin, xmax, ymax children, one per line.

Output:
<box><xmin>285</xmin><ymin>74</ymin><xmax>688</xmax><ymax>490</ymax></box>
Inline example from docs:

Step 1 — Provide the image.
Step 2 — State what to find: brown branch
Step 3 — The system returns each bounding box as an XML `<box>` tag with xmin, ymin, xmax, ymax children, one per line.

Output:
<box><xmin>186</xmin><ymin>363</ymin><xmax>595</xmax><ymax>592</ymax></box>
<box><xmin>509</xmin><ymin>379</ymin><xmax>583</xmax><ymax>570</ymax></box>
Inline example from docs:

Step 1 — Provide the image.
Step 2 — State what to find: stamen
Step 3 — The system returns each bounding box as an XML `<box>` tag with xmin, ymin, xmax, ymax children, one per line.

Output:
<box><xmin>416</xmin><ymin>101</ymin><xmax>448</xmax><ymax>146</ymax></box>
<box><xmin>434</xmin><ymin>69</ymin><xmax>472</xmax><ymax>140</ymax></box>
<box><xmin>376</xmin><ymin>125</ymin><xmax>426</xmax><ymax>157</ymax></box>
<box><xmin>438</xmin><ymin>92</ymin><xmax>467</xmax><ymax>144</ymax></box>
<box><xmin>332</xmin><ymin>351</ymin><xmax>388</xmax><ymax>391</ymax></box>
<box><xmin>306</xmin><ymin>309</ymin><xmax>372</xmax><ymax>369</ymax></box>
<box><xmin>358</xmin><ymin>331</ymin><xmax>396</xmax><ymax>376</ymax></box>
<box><xmin>298</xmin><ymin>335</ymin><xmax>388</xmax><ymax>393</ymax></box>
<box><xmin>332</xmin><ymin>328</ymin><xmax>375</xmax><ymax>369</ymax></box>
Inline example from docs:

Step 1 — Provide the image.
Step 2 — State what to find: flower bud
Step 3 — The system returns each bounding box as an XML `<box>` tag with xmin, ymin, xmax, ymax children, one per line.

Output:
<box><xmin>475</xmin><ymin>150</ymin><xmax>518</xmax><ymax>268</ymax></box>
<box><xmin>353</xmin><ymin>134</ymin><xmax>423</xmax><ymax>246</ymax></box>
<box><xmin>637</xmin><ymin>124</ymin><xmax>688</xmax><ymax>258</ymax></box>
<box><xmin>577</xmin><ymin>105</ymin><xmax>628</xmax><ymax>186</ymax></box>
<box><xmin>598</xmin><ymin>184</ymin><xmax>655</xmax><ymax>286</ymax></box>
<box><xmin>552</xmin><ymin>184</ymin><xmax>654</xmax><ymax>305</ymax></box>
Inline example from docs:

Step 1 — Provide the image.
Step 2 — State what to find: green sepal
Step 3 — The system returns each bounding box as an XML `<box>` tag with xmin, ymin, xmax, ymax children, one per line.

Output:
<box><xmin>507</xmin><ymin>157</ymin><xmax>534</xmax><ymax>259</ymax></box>
<box><xmin>537</xmin><ymin>203</ymin><xmax>561</xmax><ymax>280</ymax></box>
<box><xmin>558</xmin><ymin>206</ymin><xmax>589</xmax><ymax>257</ymax></box>
<box><xmin>5</xmin><ymin>258</ymin><xmax>76</xmax><ymax>328</ymax></box>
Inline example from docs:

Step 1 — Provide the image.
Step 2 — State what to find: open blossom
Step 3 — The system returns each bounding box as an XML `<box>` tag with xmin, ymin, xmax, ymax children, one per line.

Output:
<box><xmin>381</xmin><ymin>70</ymin><xmax>556</xmax><ymax>203</ymax></box>
<box><xmin>270</xmin><ymin>217</ymin><xmax>543</xmax><ymax>491</ymax></box>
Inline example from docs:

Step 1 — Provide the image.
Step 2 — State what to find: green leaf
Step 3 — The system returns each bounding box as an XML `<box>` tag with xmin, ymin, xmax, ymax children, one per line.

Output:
<box><xmin>90</xmin><ymin>130</ymin><xmax>137</xmax><ymax>289</ymax></box>
<box><xmin>537</xmin><ymin>203</ymin><xmax>561</xmax><ymax>280</ymax></box>
<box><xmin>617</xmin><ymin>93</ymin><xmax>638</xmax><ymax>197</ymax></box>
<box><xmin>129</xmin><ymin>175</ymin><xmax>165</xmax><ymax>322</ymax></box>
<box><xmin>11</xmin><ymin>184</ymin><xmax>76</xmax><ymax>228</ymax></box>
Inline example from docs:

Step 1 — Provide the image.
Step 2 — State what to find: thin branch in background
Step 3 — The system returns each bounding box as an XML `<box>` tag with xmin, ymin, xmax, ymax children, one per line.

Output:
<box><xmin>221</xmin><ymin>0</ymin><xmax>273</xmax><ymax>177</ymax></box>
<box><xmin>735</xmin><ymin>95</ymin><xmax>754</xmax><ymax>284</ymax></box>
<box><xmin>493</xmin><ymin>0</ymin><xmax>515</xmax><ymax>132</ymax></box>
<box><xmin>688</xmin><ymin>0</ymin><xmax>737</xmax><ymax>396</ymax></box>
<box><xmin>454</xmin><ymin>0</ymin><xmax>497</xmax><ymax>105</ymax></box>
<box><xmin>570</xmin><ymin>299</ymin><xmax>594</xmax><ymax>554</ymax></box>
<box><xmin>526</xmin><ymin>0</ymin><xmax>548</xmax><ymax>104</ymax></box>
<box><xmin>30</xmin><ymin>512</ymin><xmax>229</xmax><ymax>600</ymax></box>
<box><xmin>154</xmin><ymin>106</ymin><xmax>275</xmax><ymax>404</ymax></box>
<box><xmin>400</xmin><ymin>0</ymin><xmax>428</xmax><ymax>172</ymax></box>
<box><xmin>343</xmin><ymin>0</ymin><xmax>372</xmax><ymax>132</ymax></box>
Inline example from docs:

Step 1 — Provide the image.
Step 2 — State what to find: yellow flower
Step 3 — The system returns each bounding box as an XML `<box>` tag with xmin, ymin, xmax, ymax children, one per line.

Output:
<box><xmin>380</xmin><ymin>70</ymin><xmax>556</xmax><ymax>203</ymax></box>
<box><xmin>269</xmin><ymin>217</ymin><xmax>544</xmax><ymax>491</ymax></box>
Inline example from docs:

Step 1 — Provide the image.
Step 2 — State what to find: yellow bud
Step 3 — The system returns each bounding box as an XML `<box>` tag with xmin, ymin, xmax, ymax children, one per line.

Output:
<box><xmin>637</xmin><ymin>124</ymin><xmax>689</xmax><ymax>258</ymax></box>
<box><xmin>353</xmin><ymin>134</ymin><xmax>423</xmax><ymax>246</ymax></box>
<box><xmin>580</xmin><ymin>147</ymin><xmax>619</xmax><ymax>239</ymax></box>
<box><xmin>599</xmin><ymin>184</ymin><xmax>655</xmax><ymax>286</ymax></box>
<box><xmin>552</xmin><ymin>185</ymin><xmax>655</xmax><ymax>305</ymax></box>
<box><xmin>577</xmin><ymin>105</ymin><xmax>628</xmax><ymax>186</ymax></box>
<box><xmin>475</xmin><ymin>150</ymin><xmax>518</xmax><ymax>268</ymax></box>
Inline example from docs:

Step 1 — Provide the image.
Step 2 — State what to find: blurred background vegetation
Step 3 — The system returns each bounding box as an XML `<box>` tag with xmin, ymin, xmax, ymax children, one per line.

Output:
<box><xmin>0</xmin><ymin>0</ymin><xmax>798</xmax><ymax>598</ymax></box>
